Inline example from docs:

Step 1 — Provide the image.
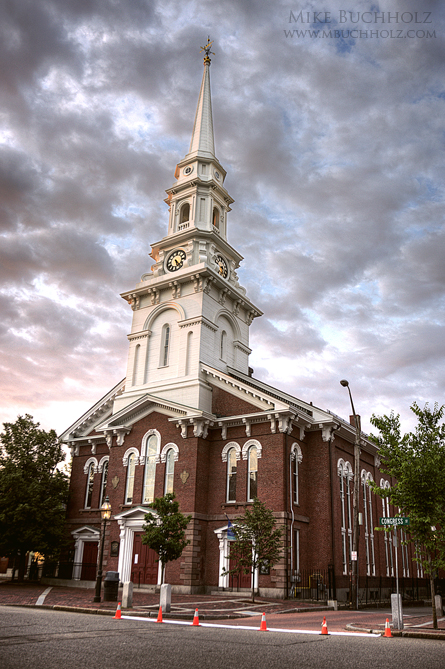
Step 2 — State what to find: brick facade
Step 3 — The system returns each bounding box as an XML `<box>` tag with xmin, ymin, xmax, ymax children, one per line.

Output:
<box><xmin>63</xmin><ymin>383</ymin><xmax>421</xmax><ymax>601</ymax></box>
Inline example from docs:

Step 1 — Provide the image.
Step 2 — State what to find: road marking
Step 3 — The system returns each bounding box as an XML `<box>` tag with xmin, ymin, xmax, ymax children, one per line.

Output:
<box><xmin>36</xmin><ymin>587</ymin><xmax>52</xmax><ymax>606</ymax></box>
<box><xmin>412</xmin><ymin>616</ymin><xmax>445</xmax><ymax>628</ymax></box>
<box><xmin>120</xmin><ymin>615</ymin><xmax>381</xmax><ymax>637</ymax></box>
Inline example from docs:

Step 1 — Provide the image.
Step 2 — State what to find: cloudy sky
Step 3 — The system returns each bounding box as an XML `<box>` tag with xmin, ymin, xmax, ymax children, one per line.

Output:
<box><xmin>1</xmin><ymin>0</ymin><xmax>444</xmax><ymax>439</ymax></box>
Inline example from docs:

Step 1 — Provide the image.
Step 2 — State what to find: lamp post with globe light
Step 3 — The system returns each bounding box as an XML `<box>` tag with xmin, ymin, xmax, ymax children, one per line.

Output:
<box><xmin>340</xmin><ymin>380</ymin><xmax>361</xmax><ymax>610</ymax></box>
<box><xmin>93</xmin><ymin>495</ymin><xmax>112</xmax><ymax>603</ymax></box>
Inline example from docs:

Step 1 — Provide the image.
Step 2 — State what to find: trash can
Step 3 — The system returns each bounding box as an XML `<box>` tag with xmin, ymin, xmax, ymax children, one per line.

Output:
<box><xmin>103</xmin><ymin>571</ymin><xmax>120</xmax><ymax>602</ymax></box>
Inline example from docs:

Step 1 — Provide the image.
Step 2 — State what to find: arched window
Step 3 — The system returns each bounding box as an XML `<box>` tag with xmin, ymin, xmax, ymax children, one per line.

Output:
<box><xmin>99</xmin><ymin>460</ymin><xmax>108</xmax><ymax>508</ymax></box>
<box><xmin>361</xmin><ymin>471</ymin><xmax>375</xmax><ymax>576</ymax></box>
<box><xmin>125</xmin><ymin>453</ymin><xmax>136</xmax><ymax>505</ymax></box>
<box><xmin>212</xmin><ymin>207</ymin><xmax>220</xmax><ymax>229</ymax></box>
<box><xmin>85</xmin><ymin>462</ymin><xmax>95</xmax><ymax>509</ymax></box>
<box><xmin>381</xmin><ymin>479</ymin><xmax>393</xmax><ymax>576</ymax></box>
<box><xmin>220</xmin><ymin>330</ymin><xmax>226</xmax><ymax>361</ymax></box>
<box><xmin>247</xmin><ymin>445</ymin><xmax>258</xmax><ymax>501</ymax></box>
<box><xmin>226</xmin><ymin>447</ymin><xmax>237</xmax><ymax>502</ymax></box>
<box><xmin>132</xmin><ymin>344</ymin><xmax>140</xmax><ymax>386</ymax></box>
<box><xmin>338</xmin><ymin>459</ymin><xmax>353</xmax><ymax>574</ymax></box>
<box><xmin>164</xmin><ymin>449</ymin><xmax>175</xmax><ymax>495</ymax></box>
<box><xmin>161</xmin><ymin>324</ymin><xmax>170</xmax><ymax>367</ymax></box>
<box><xmin>291</xmin><ymin>444</ymin><xmax>303</xmax><ymax>505</ymax></box>
<box><xmin>143</xmin><ymin>434</ymin><xmax>158</xmax><ymax>504</ymax></box>
<box><xmin>180</xmin><ymin>203</ymin><xmax>190</xmax><ymax>223</ymax></box>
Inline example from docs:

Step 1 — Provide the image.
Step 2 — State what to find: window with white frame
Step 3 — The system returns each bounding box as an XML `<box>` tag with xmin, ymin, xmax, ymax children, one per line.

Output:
<box><xmin>399</xmin><ymin>519</ymin><xmax>410</xmax><ymax>577</ymax></box>
<box><xmin>84</xmin><ymin>462</ymin><xmax>95</xmax><ymax>508</ymax></box>
<box><xmin>291</xmin><ymin>444</ymin><xmax>303</xmax><ymax>505</ymax></box>
<box><xmin>361</xmin><ymin>471</ymin><xmax>375</xmax><ymax>576</ymax></box>
<box><xmin>226</xmin><ymin>447</ymin><xmax>237</xmax><ymax>502</ymax></box>
<box><xmin>381</xmin><ymin>479</ymin><xmax>393</xmax><ymax>576</ymax></box>
<box><xmin>125</xmin><ymin>453</ymin><xmax>136</xmax><ymax>505</ymax></box>
<box><xmin>415</xmin><ymin>545</ymin><xmax>424</xmax><ymax>578</ymax></box>
<box><xmin>338</xmin><ymin>459</ymin><xmax>353</xmax><ymax>575</ymax></box>
<box><xmin>99</xmin><ymin>460</ymin><xmax>108</xmax><ymax>508</ymax></box>
<box><xmin>180</xmin><ymin>202</ymin><xmax>190</xmax><ymax>224</ymax></box>
<box><xmin>220</xmin><ymin>330</ymin><xmax>227</xmax><ymax>361</ymax></box>
<box><xmin>294</xmin><ymin>528</ymin><xmax>300</xmax><ymax>574</ymax></box>
<box><xmin>247</xmin><ymin>445</ymin><xmax>258</xmax><ymax>501</ymax></box>
<box><xmin>160</xmin><ymin>324</ymin><xmax>171</xmax><ymax>367</ymax></box>
<box><xmin>212</xmin><ymin>206</ymin><xmax>220</xmax><ymax>230</ymax></box>
<box><xmin>143</xmin><ymin>434</ymin><xmax>159</xmax><ymax>505</ymax></box>
<box><xmin>164</xmin><ymin>448</ymin><xmax>175</xmax><ymax>495</ymax></box>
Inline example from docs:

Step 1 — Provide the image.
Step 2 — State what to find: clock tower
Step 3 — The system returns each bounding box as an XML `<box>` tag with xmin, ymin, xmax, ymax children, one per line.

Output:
<box><xmin>114</xmin><ymin>40</ymin><xmax>262</xmax><ymax>416</ymax></box>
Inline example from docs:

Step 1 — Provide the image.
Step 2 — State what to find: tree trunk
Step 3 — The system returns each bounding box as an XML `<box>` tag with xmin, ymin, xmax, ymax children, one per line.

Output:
<box><xmin>161</xmin><ymin>561</ymin><xmax>165</xmax><ymax>586</ymax></box>
<box><xmin>251</xmin><ymin>563</ymin><xmax>255</xmax><ymax>603</ymax></box>
<box><xmin>17</xmin><ymin>552</ymin><xmax>27</xmax><ymax>582</ymax></box>
<box><xmin>428</xmin><ymin>555</ymin><xmax>437</xmax><ymax>629</ymax></box>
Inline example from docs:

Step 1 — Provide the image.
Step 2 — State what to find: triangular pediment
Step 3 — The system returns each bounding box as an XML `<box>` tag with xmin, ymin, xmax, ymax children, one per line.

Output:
<box><xmin>71</xmin><ymin>525</ymin><xmax>100</xmax><ymax>539</ymax></box>
<box><xmin>96</xmin><ymin>393</ymin><xmax>206</xmax><ymax>432</ymax></box>
<box><xmin>114</xmin><ymin>506</ymin><xmax>155</xmax><ymax>522</ymax></box>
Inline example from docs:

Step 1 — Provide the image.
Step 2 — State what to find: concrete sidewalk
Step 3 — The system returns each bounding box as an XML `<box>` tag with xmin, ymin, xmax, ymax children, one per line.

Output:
<box><xmin>0</xmin><ymin>580</ymin><xmax>444</xmax><ymax>639</ymax></box>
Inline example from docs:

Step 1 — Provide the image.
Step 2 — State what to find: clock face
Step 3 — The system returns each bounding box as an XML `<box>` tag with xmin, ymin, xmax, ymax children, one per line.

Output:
<box><xmin>167</xmin><ymin>249</ymin><xmax>186</xmax><ymax>272</ymax></box>
<box><xmin>184</xmin><ymin>166</ymin><xmax>193</xmax><ymax>175</ymax></box>
<box><xmin>215</xmin><ymin>255</ymin><xmax>228</xmax><ymax>278</ymax></box>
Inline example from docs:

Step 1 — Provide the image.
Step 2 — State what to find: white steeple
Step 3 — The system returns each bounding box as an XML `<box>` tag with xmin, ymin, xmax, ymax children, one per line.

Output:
<box><xmin>113</xmin><ymin>39</ymin><xmax>262</xmax><ymax>417</ymax></box>
<box><xmin>187</xmin><ymin>54</ymin><xmax>215</xmax><ymax>160</ymax></box>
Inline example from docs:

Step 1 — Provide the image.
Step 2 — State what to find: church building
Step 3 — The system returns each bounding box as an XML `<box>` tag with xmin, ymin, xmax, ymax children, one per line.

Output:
<box><xmin>60</xmin><ymin>42</ymin><xmax>421</xmax><ymax>602</ymax></box>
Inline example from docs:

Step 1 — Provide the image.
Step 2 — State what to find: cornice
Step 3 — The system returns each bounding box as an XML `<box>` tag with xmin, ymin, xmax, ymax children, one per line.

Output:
<box><xmin>147</xmin><ymin>228</ymin><xmax>243</xmax><ymax>265</ymax></box>
<box><xmin>59</xmin><ymin>378</ymin><xmax>125</xmax><ymax>441</ymax></box>
<box><xmin>121</xmin><ymin>265</ymin><xmax>262</xmax><ymax>321</ymax></box>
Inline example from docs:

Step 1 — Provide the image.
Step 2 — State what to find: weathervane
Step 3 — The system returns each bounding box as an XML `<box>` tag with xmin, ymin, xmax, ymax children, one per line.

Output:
<box><xmin>200</xmin><ymin>36</ymin><xmax>215</xmax><ymax>63</ymax></box>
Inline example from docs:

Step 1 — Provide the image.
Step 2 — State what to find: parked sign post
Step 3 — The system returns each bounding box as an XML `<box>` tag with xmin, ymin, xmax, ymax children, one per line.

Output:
<box><xmin>379</xmin><ymin>518</ymin><xmax>409</xmax><ymax>630</ymax></box>
<box><xmin>379</xmin><ymin>517</ymin><xmax>410</xmax><ymax>527</ymax></box>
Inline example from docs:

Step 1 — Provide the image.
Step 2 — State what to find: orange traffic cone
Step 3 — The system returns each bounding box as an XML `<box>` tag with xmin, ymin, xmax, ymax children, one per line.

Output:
<box><xmin>321</xmin><ymin>616</ymin><xmax>329</xmax><ymax>635</ymax></box>
<box><xmin>192</xmin><ymin>608</ymin><xmax>200</xmax><ymax>626</ymax></box>
<box><xmin>259</xmin><ymin>612</ymin><xmax>268</xmax><ymax>631</ymax></box>
<box><xmin>113</xmin><ymin>602</ymin><xmax>122</xmax><ymax>620</ymax></box>
<box><xmin>156</xmin><ymin>606</ymin><xmax>163</xmax><ymax>623</ymax></box>
<box><xmin>384</xmin><ymin>618</ymin><xmax>392</xmax><ymax>638</ymax></box>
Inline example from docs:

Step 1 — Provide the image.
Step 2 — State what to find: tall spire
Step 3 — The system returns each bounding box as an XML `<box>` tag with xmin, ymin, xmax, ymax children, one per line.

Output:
<box><xmin>187</xmin><ymin>38</ymin><xmax>215</xmax><ymax>160</ymax></box>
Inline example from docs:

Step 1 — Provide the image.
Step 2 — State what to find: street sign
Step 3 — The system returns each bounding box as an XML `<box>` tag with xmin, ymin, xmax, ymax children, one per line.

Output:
<box><xmin>379</xmin><ymin>517</ymin><xmax>410</xmax><ymax>526</ymax></box>
<box><xmin>351</xmin><ymin>551</ymin><xmax>357</xmax><ymax>561</ymax></box>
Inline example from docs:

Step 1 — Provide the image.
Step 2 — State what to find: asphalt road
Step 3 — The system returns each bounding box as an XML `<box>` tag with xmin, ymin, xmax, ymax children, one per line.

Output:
<box><xmin>1</xmin><ymin>607</ymin><xmax>444</xmax><ymax>669</ymax></box>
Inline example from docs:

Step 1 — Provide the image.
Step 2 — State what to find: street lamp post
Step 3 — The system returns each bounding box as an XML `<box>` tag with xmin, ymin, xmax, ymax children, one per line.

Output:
<box><xmin>340</xmin><ymin>380</ymin><xmax>361</xmax><ymax>611</ymax></box>
<box><xmin>93</xmin><ymin>495</ymin><xmax>112</xmax><ymax>603</ymax></box>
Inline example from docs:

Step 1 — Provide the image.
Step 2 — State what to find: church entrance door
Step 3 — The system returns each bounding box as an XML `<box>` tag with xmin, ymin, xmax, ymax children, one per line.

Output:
<box><xmin>81</xmin><ymin>541</ymin><xmax>98</xmax><ymax>581</ymax></box>
<box><xmin>229</xmin><ymin>549</ymin><xmax>251</xmax><ymax>589</ymax></box>
<box><xmin>131</xmin><ymin>532</ymin><xmax>158</xmax><ymax>585</ymax></box>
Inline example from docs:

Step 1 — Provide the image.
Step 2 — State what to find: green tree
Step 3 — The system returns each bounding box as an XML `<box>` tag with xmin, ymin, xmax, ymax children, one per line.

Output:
<box><xmin>222</xmin><ymin>498</ymin><xmax>283</xmax><ymax>602</ymax></box>
<box><xmin>370</xmin><ymin>403</ymin><xmax>445</xmax><ymax>629</ymax></box>
<box><xmin>0</xmin><ymin>415</ymin><xmax>69</xmax><ymax>580</ymax></box>
<box><xmin>142</xmin><ymin>493</ymin><xmax>191</xmax><ymax>585</ymax></box>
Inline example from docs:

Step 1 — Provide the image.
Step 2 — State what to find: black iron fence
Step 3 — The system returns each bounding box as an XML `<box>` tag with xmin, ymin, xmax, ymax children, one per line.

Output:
<box><xmin>289</xmin><ymin>568</ymin><xmax>436</xmax><ymax>603</ymax></box>
<box><xmin>358</xmin><ymin>574</ymin><xmax>436</xmax><ymax>605</ymax></box>
<box><xmin>42</xmin><ymin>561</ymin><xmax>97</xmax><ymax>581</ymax></box>
<box><xmin>289</xmin><ymin>568</ymin><xmax>332</xmax><ymax>601</ymax></box>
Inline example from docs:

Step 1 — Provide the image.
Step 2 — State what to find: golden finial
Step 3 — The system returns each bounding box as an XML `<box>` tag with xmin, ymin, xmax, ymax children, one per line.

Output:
<box><xmin>200</xmin><ymin>36</ymin><xmax>215</xmax><ymax>63</ymax></box>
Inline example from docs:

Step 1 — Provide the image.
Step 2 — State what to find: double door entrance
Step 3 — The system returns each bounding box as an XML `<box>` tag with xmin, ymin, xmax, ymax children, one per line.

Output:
<box><xmin>228</xmin><ymin>550</ymin><xmax>251</xmax><ymax>590</ymax></box>
<box><xmin>131</xmin><ymin>532</ymin><xmax>158</xmax><ymax>585</ymax></box>
<box><xmin>81</xmin><ymin>541</ymin><xmax>98</xmax><ymax>581</ymax></box>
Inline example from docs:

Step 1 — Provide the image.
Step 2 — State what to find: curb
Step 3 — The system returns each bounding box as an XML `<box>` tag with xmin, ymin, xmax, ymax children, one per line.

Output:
<box><xmin>1</xmin><ymin>602</ymin><xmax>264</xmax><ymax>621</ymax></box>
<box><xmin>346</xmin><ymin>624</ymin><xmax>383</xmax><ymax>635</ymax></box>
<box><xmin>346</xmin><ymin>623</ymin><xmax>445</xmax><ymax>640</ymax></box>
